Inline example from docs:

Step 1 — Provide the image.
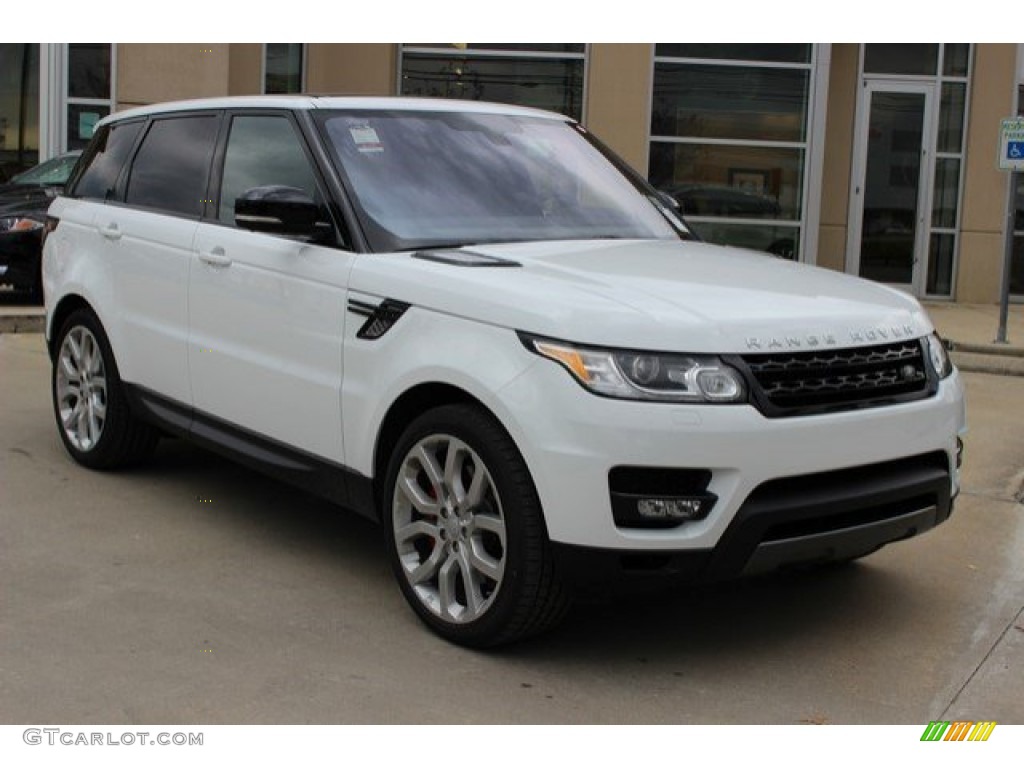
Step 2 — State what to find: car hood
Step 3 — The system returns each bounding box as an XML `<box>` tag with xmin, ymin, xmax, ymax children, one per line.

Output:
<box><xmin>0</xmin><ymin>184</ymin><xmax>60</xmax><ymax>217</ymax></box>
<box><xmin>349</xmin><ymin>239</ymin><xmax>933</xmax><ymax>353</ymax></box>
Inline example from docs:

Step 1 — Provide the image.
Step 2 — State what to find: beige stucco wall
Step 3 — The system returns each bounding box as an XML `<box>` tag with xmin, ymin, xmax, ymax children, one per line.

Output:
<box><xmin>306</xmin><ymin>44</ymin><xmax>396</xmax><ymax>95</ymax></box>
<box><xmin>116</xmin><ymin>44</ymin><xmax>231</xmax><ymax>109</ymax></box>
<box><xmin>227</xmin><ymin>44</ymin><xmax>261</xmax><ymax>96</ymax></box>
<box><xmin>817</xmin><ymin>44</ymin><xmax>859</xmax><ymax>273</ymax></box>
<box><xmin>958</xmin><ymin>43</ymin><xmax>1017</xmax><ymax>303</ymax></box>
<box><xmin>583</xmin><ymin>44</ymin><xmax>653</xmax><ymax>175</ymax></box>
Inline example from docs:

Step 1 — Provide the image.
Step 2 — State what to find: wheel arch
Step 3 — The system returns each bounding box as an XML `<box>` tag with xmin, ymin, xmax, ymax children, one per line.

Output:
<box><xmin>47</xmin><ymin>293</ymin><xmax>95</xmax><ymax>361</ymax></box>
<box><xmin>371</xmin><ymin>382</ymin><xmax>494</xmax><ymax>518</ymax></box>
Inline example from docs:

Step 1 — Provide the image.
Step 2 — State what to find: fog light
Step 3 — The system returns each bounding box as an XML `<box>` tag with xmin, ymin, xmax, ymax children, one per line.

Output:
<box><xmin>636</xmin><ymin>496</ymin><xmax>713</xmax><ymax>522</ymax></box>
<box><xmin>956</xmin><ymin>437</ymin><xmax>964</xmax><ymax>469</ymax></box>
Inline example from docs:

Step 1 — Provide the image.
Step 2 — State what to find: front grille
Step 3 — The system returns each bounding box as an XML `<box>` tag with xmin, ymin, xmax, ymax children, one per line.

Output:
<box><xmin>735</xmin><ymin>340</ymin><xmax>934</xmax><ymax>417</ymax></box>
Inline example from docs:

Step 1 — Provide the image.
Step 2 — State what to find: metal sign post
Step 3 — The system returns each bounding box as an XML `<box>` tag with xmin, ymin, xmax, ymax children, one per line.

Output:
<box><xmin>996</xmin><ymin>117</ymin><xmax>1024</xmax><ymax>344</ymax></box>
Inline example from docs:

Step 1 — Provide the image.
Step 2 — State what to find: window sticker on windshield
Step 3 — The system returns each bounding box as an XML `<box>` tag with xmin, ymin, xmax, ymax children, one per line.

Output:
<box><xmin>350</xmin><ymin>125</ymin><xmax>383</xmax><ymax>153</ymax></box>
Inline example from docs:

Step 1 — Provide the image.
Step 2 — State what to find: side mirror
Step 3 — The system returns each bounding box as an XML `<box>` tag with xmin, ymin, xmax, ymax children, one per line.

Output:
<box><xmin>235</xmin><ymin>185</ymin><xmax>321</xmax><ymax>237</ymax></box>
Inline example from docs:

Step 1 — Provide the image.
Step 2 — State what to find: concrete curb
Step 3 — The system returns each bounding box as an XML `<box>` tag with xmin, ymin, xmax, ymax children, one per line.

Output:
<box><xmin>0</xmin><ymin>313</ymin><xmax>44</xmax><ymax>334</ymax></box>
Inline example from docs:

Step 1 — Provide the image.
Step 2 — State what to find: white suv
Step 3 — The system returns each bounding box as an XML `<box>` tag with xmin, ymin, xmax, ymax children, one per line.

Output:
<box><xmin>43</xmin><ymin>96</ymin><xmax>966</xmax><ymax>646</ymax></box>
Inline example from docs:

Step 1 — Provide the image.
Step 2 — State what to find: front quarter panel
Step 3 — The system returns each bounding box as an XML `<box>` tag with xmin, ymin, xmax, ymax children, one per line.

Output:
<box><xmin>341</xmin><ymin>295</ymin><xmax>536</xmax><ymax>479</ymax></box>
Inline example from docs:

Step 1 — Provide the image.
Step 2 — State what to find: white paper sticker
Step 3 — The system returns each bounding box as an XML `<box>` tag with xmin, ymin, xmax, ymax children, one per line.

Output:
<box><xmin>349</xmin><ymin>125</ymin><xmax>383</xmax><ymax>153</ymax></box>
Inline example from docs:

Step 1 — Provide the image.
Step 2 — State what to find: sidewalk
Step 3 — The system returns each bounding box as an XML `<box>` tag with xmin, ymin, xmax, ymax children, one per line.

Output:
<box><xmin>4</xmin><ymin>300</ymin><xmax>1024</xmax><ymax>374</ymax></box>
<box><xmin>924</xmin><ymin>302</ymin><xmax>1024</xmax><ymax>377</ymax></box>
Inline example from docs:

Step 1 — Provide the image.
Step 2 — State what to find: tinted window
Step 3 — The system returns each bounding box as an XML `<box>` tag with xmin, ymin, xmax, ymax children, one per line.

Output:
<box><xmin>218</xmin><ymin>115</ymin><xmax>319</xmax><ymax>224</ymax></box>
<box><xmin>71</xmin><ymin>121</ymin><xmax>143</xmax><ymax>200</ymax></box>
<box><xmin>125</xmin><ymin>116</ymin><xmax>219</xmax><ymax>217</ymax></box>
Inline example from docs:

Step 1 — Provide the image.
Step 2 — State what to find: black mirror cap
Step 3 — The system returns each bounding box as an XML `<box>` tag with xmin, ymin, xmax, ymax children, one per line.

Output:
<box><xmin>235</xmin><ymin>185</ymin><xmax>319</xmax><ymax>237</ymax></box>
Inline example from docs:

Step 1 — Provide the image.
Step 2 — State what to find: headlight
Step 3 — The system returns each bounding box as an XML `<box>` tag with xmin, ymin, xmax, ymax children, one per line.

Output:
<box><xmin>926</xmin><ymin>333</ymin><xmax>952</xmax><ymax>379</ymax></box>
<box><xmin>0</xmin><ymin>217</ymin><xmax>43</xmax><ymax>234</ymax></box>
<box><xmin>522</xmin><ymin>334</ymin><xmax>746</xmax><ymax>403</ymax></box>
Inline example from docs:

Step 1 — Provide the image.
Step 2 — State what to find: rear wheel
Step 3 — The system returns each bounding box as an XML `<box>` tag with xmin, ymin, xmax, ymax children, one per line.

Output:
<box><xmin>383</xmin><ymin>404</ymin><xmax>569</xmax><ymax>647</ymax></box>
<box><xmin>52</xmin><ymin>308</ymin><xmax>158</xmax><ymax>469</ymax></box>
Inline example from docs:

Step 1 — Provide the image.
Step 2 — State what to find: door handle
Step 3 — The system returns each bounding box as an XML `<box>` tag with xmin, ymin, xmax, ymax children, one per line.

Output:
<box><xmin>97</xmin><ymin>223</ymin><xmax>122</xmax><ymax>241</ymax></box>
<box><xmin>198</xmin><ymin>247</ymin><xmax>232</xmax><ymax>268</ymax></box>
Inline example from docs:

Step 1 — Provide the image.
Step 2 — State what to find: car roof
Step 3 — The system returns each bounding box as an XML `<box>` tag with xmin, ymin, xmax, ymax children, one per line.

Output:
<box><xmin>99</xmin><ymin>95</ymin><xmax>570</xmax><ymax>128</ymax></box>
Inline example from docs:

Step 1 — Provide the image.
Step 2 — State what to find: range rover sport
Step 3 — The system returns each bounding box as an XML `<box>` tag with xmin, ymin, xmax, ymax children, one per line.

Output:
<box><xmin>42</xmin><ymin>96</ymin><xmax>966</xmax><ymax>647</ymax></box>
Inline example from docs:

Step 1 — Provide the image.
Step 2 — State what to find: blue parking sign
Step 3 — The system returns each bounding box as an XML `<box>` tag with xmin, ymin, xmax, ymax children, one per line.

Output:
<box><xmin>1009</xmin><ymin>141</ymin><xmax>1024</xmax><ymax>160</ymax></box>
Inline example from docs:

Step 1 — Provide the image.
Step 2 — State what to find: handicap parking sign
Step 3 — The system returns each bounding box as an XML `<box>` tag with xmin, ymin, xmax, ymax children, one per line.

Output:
<box><xmin>999</xmin><ymin>118</ymin><xmax>1024</xmax><ymax>170</ymax></box>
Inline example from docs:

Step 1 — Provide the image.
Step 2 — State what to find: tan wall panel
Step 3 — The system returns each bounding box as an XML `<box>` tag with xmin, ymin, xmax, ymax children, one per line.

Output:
<box><xmin>957</xmin><ymin>231</ymin><xmax>1008</xmax><ymax>303</ymax></box>
<box><xmin>958</xmin><ymin>44</ymin><xmax>1017</xmax><ymax>302</ymax></box>
<box><xmin>584</xmin><ymin>44</ymin><xmax>653</xmax><ymax>174</ymax></box>
<box><xmin>228</xmin><ymin>44</ymin><xmax>262</xmax><ymax>96</ymax></box>
<box><xmin>816</xmin><ymin>45</ymin><xmax>859</xmax><ymax>273</ymax></box>
<box><xmin>116</xmin><ymin>44</ymin><xmax>230</xmax><ymax>109</ymax></box>
<box><xmin>817</xmin><ymin>225</ymin><xmax>849</xmax><ymax>272</ymax></box>
<box><xmin>306</xmin><ymin>44</ymin><xmax>396</xmax><ymax>95</ymax></box>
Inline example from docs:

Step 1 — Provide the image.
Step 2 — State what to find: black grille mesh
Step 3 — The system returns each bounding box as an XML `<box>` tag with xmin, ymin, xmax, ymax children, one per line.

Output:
<box><xmin>738</xmin><ymin>340</ymin><xmax>932</xmax><ymax>416</ymax></box>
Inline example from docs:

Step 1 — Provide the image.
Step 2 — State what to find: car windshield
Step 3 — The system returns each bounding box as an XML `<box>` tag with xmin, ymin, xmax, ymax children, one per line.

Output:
<box><xmin>10</xmin><ymin>153</ymin><xmax>80</xmax><ymax>186</ymax></box>
<box><xmin>318</xmin><ymin>110</ymin><xmax>686</xmax><ymax>252</ymax></box>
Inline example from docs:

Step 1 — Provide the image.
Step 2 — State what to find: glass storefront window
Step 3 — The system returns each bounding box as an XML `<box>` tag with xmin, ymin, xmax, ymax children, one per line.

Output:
<box><xmin>66</xmin><ymin>103</ymin><xmax>110</xmax><ymax>150</ymax></box>
<box><xmin>68</xmin><ymin>44</ymin><xmax>111</xmax><ymax>100</ymax></box>
<box><xmin>864</xmin><ymin>44</ymin><xmax>939</xmax><ymax>76</ymax></box>
<box><xmin>407</xmin><ymin>44</ymin><xmax>584</xmax><ymax>54</ymax></box>
<box><xmin>649</xmin><ymin>143</ymin><xmax>804</xmax><ymax>221</ymax></box>
<box><xmin>928</xmin><ymin>233</ymin><xmax>956</xmax><ymax>296</ymax></box>
<box><xmin>0</xmin><ymin>44</ymin><xmax>40</xmax><ymax>181</ymax></box>
<box><xmin>400</xmin><ymin>45</ymin><xmax>585</xmax><ymax>121</ymax></box>
<box><xmin>651</xmin><ymin>63</ymin><xmax>809</xmax><ymax>143</ymax></box>
<box><xmin>943</xmin><ymin>44</ymin><xmax>971</xmax><ymax>77</ymax></box>
<box><xmin>687</xmin><ymin>221</ymin><xmax>800</xmax><ymax>260</ymax></box>
<box><xmin>66</xmin><ymin>44</ymin><xmax>113</xmax><ymax>155</ymax></box>
<box><xmin>265</xmin><ymin>43</ymin><xmax>304</xmax><ymax>94</ymax></box>
<box><xmin>938</xmin><ymin>82</ymin><xmax>966</xmax><ymax>154</ymax></box>
<box><xmin>655</xmin><ymin>44</ymin><xmax>811</xmax><ymax>64</ymax></box>
<box><xmin>932</xmin><ymin>158</ymin><xmax>960</xmax><ymax>230</ymax></box>
<box><xmin>649</xmin><ymin>45</ymin><xmax>813</xmax><ymax>261</ymax></box>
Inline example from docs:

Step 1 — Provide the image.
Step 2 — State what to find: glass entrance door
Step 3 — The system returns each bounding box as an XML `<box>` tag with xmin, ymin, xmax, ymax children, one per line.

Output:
<box><xmin>850</xmin><ymin>83</ymin><xmax>934</xmax><ymax>293</ymax></box>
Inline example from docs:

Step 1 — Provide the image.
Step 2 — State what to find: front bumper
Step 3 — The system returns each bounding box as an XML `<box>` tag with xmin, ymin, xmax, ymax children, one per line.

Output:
<box><xmin>497</xmin><ymin>358</ymin><xmax>965</xmax><ymax>572</ymax></box>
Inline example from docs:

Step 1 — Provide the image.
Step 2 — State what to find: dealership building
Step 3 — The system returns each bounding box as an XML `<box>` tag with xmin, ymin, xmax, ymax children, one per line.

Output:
<box><xmin>2</xmin><ymin>43</ymin><xmax>1021</xmax><ymax>304</ymax></box>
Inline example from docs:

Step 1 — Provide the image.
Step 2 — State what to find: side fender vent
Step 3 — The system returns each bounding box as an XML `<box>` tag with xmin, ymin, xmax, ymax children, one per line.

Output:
<box><xmin>349</xmin><ymin>299</ymin><xmax>411</xmax><ymax>340</ymax></box>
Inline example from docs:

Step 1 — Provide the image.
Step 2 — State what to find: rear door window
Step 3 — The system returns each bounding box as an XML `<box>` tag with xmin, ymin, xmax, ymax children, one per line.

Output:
<box><xmin>125</xmin><ymin>115</ymin><xmax>220</xmax><ymax>217</ymax></box>
<box><xmin>70</xmin><ymin>120</ymin><xmax>144</xmax><ymax>200</ymax></box>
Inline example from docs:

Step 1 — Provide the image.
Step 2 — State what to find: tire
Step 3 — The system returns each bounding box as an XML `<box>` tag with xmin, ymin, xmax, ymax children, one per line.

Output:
<box><xmin>383</xmin><ymin>404</ymin><xmax>570</xmax><ymax>647</ymax></box>
<box><xmin>52</xmin><ymin>308</ymin><xmax>158</xmax><ymax>469</ymax></box>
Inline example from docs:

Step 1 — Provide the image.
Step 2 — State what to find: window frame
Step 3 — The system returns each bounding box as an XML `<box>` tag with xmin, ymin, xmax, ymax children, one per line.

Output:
<box><xmin>396</xmin><ymin>44</ymin><xmax>589</xmax><ymax>123</ymax></box>
<box><xmin>261</xmin><ymin>44</ymin><xmax>306</xmax><ymax>95</ymax></box>
<box><xmin>647</xmin><ymin>44</ymin><xmax>826</xmax><ymax>265</ymax></box>
<box><xmin>64</xmin><ymin>43</ymin><xmax>116</xmax><ymax>153</ymax></box>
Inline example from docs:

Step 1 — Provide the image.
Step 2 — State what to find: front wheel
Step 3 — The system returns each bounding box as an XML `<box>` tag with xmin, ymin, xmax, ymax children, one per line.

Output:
<box><xmin>383</xmin><ymin>404</ymin><xmax>569</xmax><ymax>647</ymax></box>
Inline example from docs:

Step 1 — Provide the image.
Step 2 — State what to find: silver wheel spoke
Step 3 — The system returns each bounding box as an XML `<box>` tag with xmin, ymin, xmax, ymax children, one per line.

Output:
<box><xmin>398</xmin><ymin>473</ymin><xmax>440</xmax><ymax>517</ymax></box>
<box><xmin>467</xmin><ymin>544</ymin><xmax>503</xmax><ymax>582</ymax></box>
<box><xmin>438</xmin><ymin>556</ymin><xmax>461</xmax><ymax>620</ymax></box>
<box><xmin>392</xmin><ymin>431</ymin><xmax>507</xmax><ymax>626</ymax></box>
<box><xmin>56</xmin><ymin>325</ymin><xmax>108</xmax><ymax>452</ymax></box>
<box><xmin>407</xmin><ymin>541</ymin><xmax>446</xmax><ymax>585</ymax></box>
<box><xmin>465</xmin><ymin>464</ymin><xmax>487</xmax><ymax>507</ymax></box>
<box><xmin>471</xmin><ymin>512</ymin><xmax>505</xmax><ymax>542</ymax></box>
<box><xmin>457</xmin><ymin>549</ymin><xmax>485</xmax><ymax>617</ymax></box>
<box><xmin>415</xmin><ymin>445</ymin><xmax>444</xmax><ymax>498</ymax></box>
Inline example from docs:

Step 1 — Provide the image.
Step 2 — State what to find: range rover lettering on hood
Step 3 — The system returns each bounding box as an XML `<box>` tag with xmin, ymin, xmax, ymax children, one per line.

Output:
<box><xmin>744</xmin><ymin>324</ymin><xmax>917</xmax><ymax>351</ymax></box>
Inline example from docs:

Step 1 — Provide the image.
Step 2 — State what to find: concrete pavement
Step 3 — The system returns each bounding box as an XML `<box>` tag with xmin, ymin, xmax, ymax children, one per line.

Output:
<box><xmin>1</xmin><ymin>332</ymin><xmax>1021</xmax><ymax>724</ymax></box>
